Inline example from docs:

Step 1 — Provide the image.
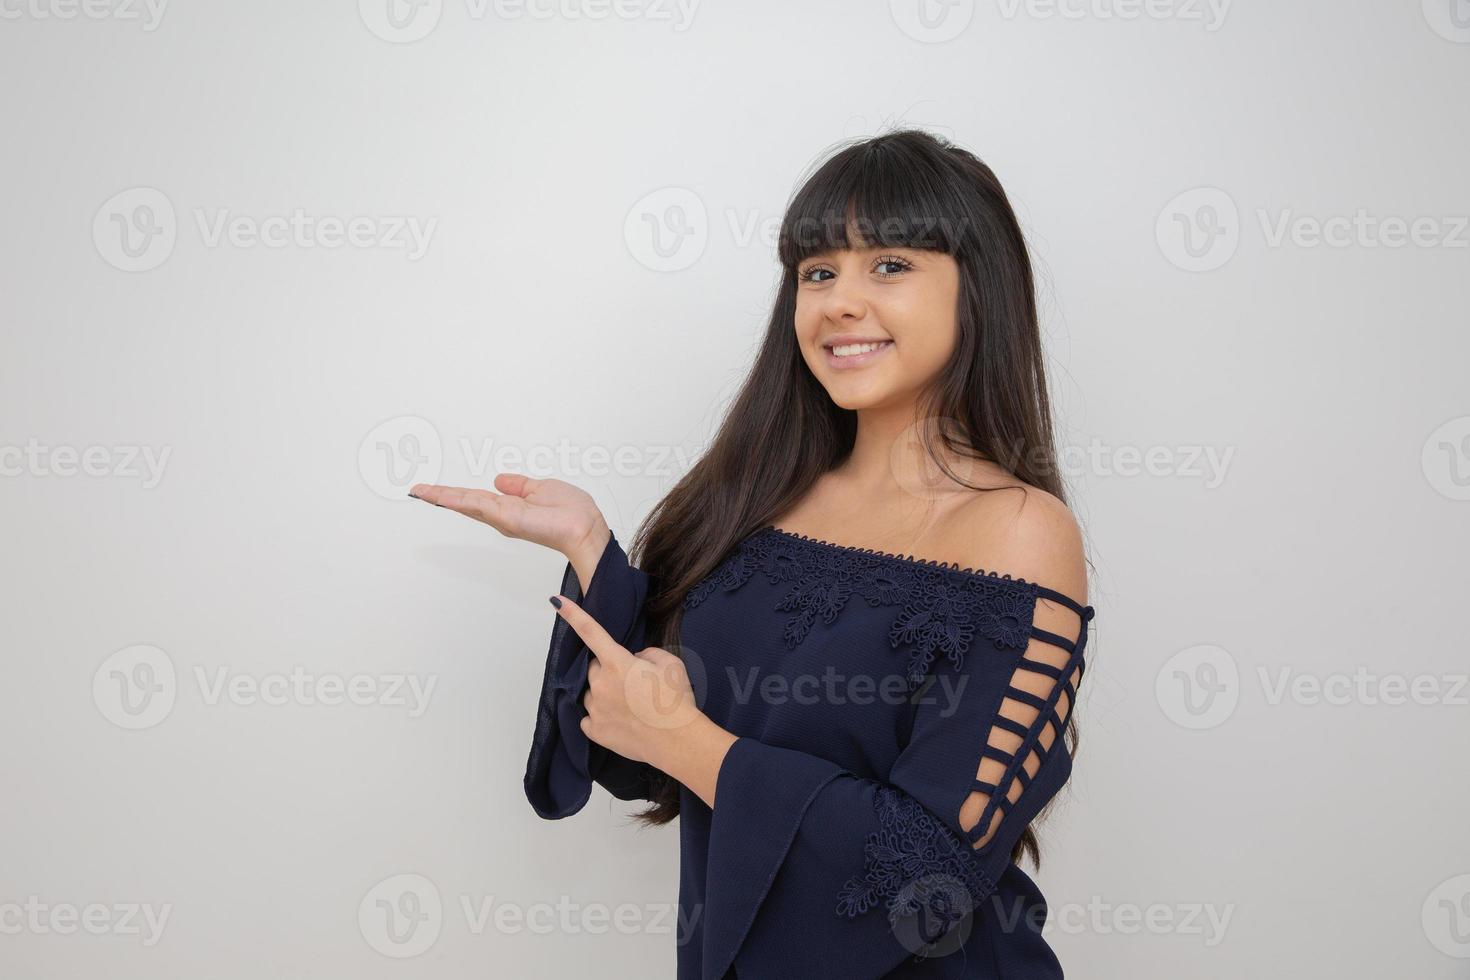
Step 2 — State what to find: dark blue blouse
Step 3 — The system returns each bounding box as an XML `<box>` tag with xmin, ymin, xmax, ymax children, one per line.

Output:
<box><xmin>526</xmin><ymin>524</ymin><xmax>1096</xmax><ymax>979</ymax></box>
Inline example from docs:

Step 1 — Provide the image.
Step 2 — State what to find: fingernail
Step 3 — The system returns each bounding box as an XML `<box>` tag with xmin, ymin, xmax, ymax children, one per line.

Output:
<box><xmin>548</xmin><ymin>596</ymin><xmax>562</xmax><ymax>609</ymax></box>
<box><xmin>407</xmin><ymin>492</ymin><xmax>420</xmax><ymax>499</ymax></box>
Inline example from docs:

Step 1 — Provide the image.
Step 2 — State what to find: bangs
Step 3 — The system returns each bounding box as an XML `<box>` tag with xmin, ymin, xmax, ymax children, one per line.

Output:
<box><xmin>777</xmin><ymin>140</ymin><xmax>968</xmax><ymax>269</ymax></box>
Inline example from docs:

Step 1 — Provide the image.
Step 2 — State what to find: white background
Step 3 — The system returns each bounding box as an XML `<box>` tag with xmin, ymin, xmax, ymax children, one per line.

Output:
<box><xmin>2</xmin><ymin>0</ymin><xmax>1468</xmax><ymax>976</ymax></box>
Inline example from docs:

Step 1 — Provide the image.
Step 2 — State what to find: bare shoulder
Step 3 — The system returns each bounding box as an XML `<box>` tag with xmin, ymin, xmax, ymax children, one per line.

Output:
<box><xmin>953</xmin><ymin>484</ymin><xmax>1088</xmax><ymax>609</ymax></box>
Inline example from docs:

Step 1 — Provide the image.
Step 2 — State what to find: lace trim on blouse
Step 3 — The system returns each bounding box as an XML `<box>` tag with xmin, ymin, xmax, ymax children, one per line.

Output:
<box><xmin>682</xmin><ymin>524</ymin><xmax>1051</xmax><ymax>687</ymax></box>
<box><xmin>835</xmin><ymin>785</ymin><xmax>998</xmax><ymax>958</ymax></box>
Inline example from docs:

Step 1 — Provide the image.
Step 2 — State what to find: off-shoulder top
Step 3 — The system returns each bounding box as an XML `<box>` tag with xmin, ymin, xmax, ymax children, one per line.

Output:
<box><xmin>525</xmin><ymin>524</ymin><xmax>1097</xmax><ymax>979</ymax></box>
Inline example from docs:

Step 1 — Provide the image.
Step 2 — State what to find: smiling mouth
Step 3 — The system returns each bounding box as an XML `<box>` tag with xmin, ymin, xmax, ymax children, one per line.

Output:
<box><xmin>824</xmin><ymin>339</ymin><xmax>894</xmax><ymax>357</ymax></box>
<box><xmin>822</xmin><ymin>339</ymin><xmax>894</xmax><ymax>369</ymax></box>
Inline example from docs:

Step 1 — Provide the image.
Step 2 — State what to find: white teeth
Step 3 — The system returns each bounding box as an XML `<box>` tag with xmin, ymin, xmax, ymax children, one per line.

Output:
<box><xmin>830</xmin><ymin>341</ymin><xmax>889</xmax><ymax>357</ymax></box>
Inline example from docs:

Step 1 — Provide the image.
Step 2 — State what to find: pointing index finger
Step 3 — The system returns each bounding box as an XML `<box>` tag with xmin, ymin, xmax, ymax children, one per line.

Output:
<box><xmin>550</xmin><ymin>595</ymin><xmax>632</xmax><ymax>666</ymax></box>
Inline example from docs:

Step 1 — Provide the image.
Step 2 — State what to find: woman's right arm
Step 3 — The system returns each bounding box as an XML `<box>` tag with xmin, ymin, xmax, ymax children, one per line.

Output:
<box><xmin>407</xmin><ymin>474</ymin><xmax>663</xmax><ymax>817</ymax></box>
<box><xmin>525</xmin><ymin>525</ymin><xmax>663</xmax><ymax>817</ymax></box>
<box><xmin>564</xmin><ymin>522</ymin><xmax>612</xmax><ymax>604</ymax></box>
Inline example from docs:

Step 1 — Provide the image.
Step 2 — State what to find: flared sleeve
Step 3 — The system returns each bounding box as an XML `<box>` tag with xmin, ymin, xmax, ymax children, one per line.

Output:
<box><xmin>524</xmin><ymin>529</ymin><xmax>662</xmax><ymax>819</ymax></box>
<box><xmin>701</xmin><ymin>581</ymin><xmax>1096</xmax><ymax>980</ymax></box>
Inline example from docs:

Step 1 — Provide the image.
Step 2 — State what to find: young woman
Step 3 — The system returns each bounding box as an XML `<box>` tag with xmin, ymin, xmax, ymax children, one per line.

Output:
<box><xmin>412</xmin><ymin>128</ymin><xmax>1096</xmax><ymax>979</ymax></box>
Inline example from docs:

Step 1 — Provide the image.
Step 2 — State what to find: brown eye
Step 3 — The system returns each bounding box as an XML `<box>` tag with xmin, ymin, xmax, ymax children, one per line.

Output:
<box><xmin>874</xmin><ymin>256</ymin><xmax>913</xmax><ymax>277</ymax></box>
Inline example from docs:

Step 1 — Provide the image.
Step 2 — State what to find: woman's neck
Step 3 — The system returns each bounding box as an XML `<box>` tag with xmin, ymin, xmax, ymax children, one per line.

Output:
<box><xmin>838</xmin><ymin>403</ymin><xmax>993</xmax><ymax>499</ymax></box>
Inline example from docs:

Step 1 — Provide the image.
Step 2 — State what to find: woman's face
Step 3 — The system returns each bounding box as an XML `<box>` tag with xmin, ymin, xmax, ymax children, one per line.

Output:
<box><xmin>793</xmin><ymin>240</ymin><xmax>961</xmax><ymax>411</ymax></box>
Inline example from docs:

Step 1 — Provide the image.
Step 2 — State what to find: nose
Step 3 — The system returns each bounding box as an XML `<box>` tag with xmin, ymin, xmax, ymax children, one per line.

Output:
<box><xmin>822</xmin><ymin>272</ymin><xmax>868</xmax><ymax>322</ymax></box>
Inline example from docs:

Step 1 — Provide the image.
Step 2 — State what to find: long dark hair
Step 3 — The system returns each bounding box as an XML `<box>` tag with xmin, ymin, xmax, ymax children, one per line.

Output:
<box><xmin>621</xmin><ymin>127</ymin><xmax>1079</xmax><ymax>870</ymax></box>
